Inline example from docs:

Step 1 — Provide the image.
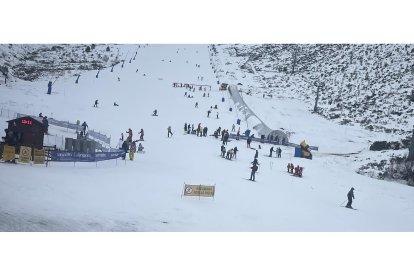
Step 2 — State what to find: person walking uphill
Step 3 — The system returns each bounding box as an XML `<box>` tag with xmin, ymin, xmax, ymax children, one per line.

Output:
<box><xmin>167</xmin><ymin>126</ymin><xmax>173</xmax><ymax>137</ymax></box>
<box><xmin>346</xmin><ymin>188</ymin><xmax>355</xmax><ymax>209</ymax></box>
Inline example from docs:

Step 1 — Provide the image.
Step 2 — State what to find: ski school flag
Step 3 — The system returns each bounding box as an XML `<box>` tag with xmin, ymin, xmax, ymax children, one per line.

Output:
<box><xmin>182</xmin><ymin>183</ymin><xmax>215</xmax><ymax>199</ymax></box>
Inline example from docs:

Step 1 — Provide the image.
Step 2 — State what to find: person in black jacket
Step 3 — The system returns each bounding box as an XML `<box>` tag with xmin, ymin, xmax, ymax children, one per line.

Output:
<box><xmin>121</xmin><ymin>141</ymin><xmax>129</xmax><ymax>160</ymax></box>
<box><xmin>254</xmin><ymin>149</ymin><xmax>258</xmax><ymax>159</ymax></box>
<box><xmin>250</xmin><ymin>164</ymin><xmax>258</xmax><ymax>181</ymax></box>
<box><xmin>346</xmin><ymin>187</ymin><xmax>355</xmax><ymax>208</ymax></box>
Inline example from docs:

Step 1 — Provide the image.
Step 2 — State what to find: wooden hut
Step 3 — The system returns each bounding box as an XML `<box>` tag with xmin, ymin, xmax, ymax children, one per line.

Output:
<box><xmin>5</xmin><ymin>116</ymin><xmax>46</xmax><ymax>149</ymax></box>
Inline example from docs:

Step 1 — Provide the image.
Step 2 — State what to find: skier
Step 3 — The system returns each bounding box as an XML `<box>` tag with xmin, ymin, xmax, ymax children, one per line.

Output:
<box><xmin>216</xmin><ymin>112</ymin><xmax>219</xmax><ymax>119</ymax></box>
<box><xmin>129</xmin><ymin>141</ymin><xmax>136</xmax><ymax>161</ymax></box>
<box><xmin>139</xmin><ymin>129</ymin><xmax>144</xmax><ymax>140</ymax></box>
<box><xmin>207</xmin><ymin>110</ymin><xmax>211</xmax><ymax>118</ymax></box>
<box><xmin>153</xmin><ymin>109</ymin><xmax>158</xmax><ymax>116</ymax></box>
<box><xmin>269</xmin><ymin>146</ymin><xmax>275</xmax><ymax>157</ymax></box>
<box><xmin>232</xmin><ymin>124</ymin><xmax>235</xmax><ymax>132</ymax></box>
<box><xmin>254</xmin><ymin>150</ymin><xmax>259</xmax><ymax>159</ymax></box>
<box><xmin>203</xmin><ymin>126</ymin><xmax>208</xmax><ymax>137</ymax></box>
<box><xmin>114</xmin><ymin>102</ymin><xmax>119</xmax><ymax>106</ymax></box>
<box><xmin>195</xmin><ymin>102</ymin><xmax>198</xmax><ymax>108</ymax></box>
<box><xmin>277</xmin><ymin>147</ymin><xmax>282</xmax><ymax>158</ymax></box>
<box><xmin>346</xmin><ymin>188</ymin><xmax>355</xmax><ymax>208</ymax></box>
<box><xmin>249</xmin><ymin>164</ymin><xmax>258</xmax><ymax>181</ymax></box>
<box><xmin>251</xmin><ymin>158</ymin><xmax>260</xmax><ymax>167</ymax></box>
<box><xmin>167</xmin><ymin>126</ymin><xmax>173</xmax><ymax>137</ymax></box>
<box><xmin>184</xmin><ymin>123</ymin><xmax>188</xmax><ymax>132</ymax></box>
<box><xmin>236</xmin><ymin>129</ymin><xmax>240</xmax><ymax>140</ymax></box>
<box><xmin>94</xmin><ymin>99</ymin><xmax>99</xmax><ymax>108</ymax></box>
<box><xmin>223</xmin><ymin>131</ymin><xmax>229</xmax><ymax>145</ymax></box>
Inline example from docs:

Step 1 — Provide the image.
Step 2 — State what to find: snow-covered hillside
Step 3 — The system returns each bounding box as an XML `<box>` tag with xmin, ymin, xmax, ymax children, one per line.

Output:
<box><xmin>1</xmin><ymin>44</ymin><xmax>414</xmax><ymax>231</ymax></box>
<box><xmin>211</xmin><ymin>44</ymin><xmax>414</xmax><ymax>181</ymax></box>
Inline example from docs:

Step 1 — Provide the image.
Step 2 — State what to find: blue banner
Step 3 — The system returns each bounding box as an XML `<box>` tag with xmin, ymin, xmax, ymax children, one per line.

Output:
<box><xmin>49</xmin><ymin>150</ymin><xmax>124</xmax><ymax>162</ymax></box>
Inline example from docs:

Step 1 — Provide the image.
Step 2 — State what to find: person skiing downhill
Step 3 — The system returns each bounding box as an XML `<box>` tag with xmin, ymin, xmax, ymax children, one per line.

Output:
<box><xmin>346</xmin><ymin>188</ymin><xmax>355</xmax><ymax>208</ymax></box>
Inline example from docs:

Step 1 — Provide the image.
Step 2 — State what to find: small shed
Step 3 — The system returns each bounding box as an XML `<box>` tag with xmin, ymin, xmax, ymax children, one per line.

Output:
<box><xmin>6</xmin><ymin>116</ymin><xmax>46</xmax><ymax>149</ymax></box>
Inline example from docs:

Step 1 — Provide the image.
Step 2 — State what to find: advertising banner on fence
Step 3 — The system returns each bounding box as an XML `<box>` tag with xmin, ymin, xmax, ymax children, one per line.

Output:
<box><xmin>2</xmin><ymin>145</ymin><xmax>15</xmax><ymax>161</ymax></box>
<box><xmin>183</xmin><ymin>184</ymin><xmax>215</xmax><ymax>198</ymax></box>
<box><xmin>49</xmin><ymin>150</ymin><xmax>124</xmax><ymax>162</ymax></box>
<box><xmin>19</xmin><ymin>146</ymin><xmax>32</xmax><ymax>163</ymax></box>
<box><xmin>33</xmin><ymin>149</ymin><xmax>45</xmax><ymax>164</ymax></box>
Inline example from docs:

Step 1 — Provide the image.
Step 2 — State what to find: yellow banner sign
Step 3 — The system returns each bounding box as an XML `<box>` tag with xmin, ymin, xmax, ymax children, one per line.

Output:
<box><xmin>2</xmin><ymin>145</ymin><xmax>15</xmax><ymax>161</ymax></box>
<box><xmin>19</xmin><ymin>146</ymin><xmax>32</xmax><ymax>163</ymax></box>
<box><xmin>33</xmin><ymin>149</ymin><xmax>45</xmax><ymax>164</ymax></box>
<box><xmin>183</xmin><ymin>184</ymin><xmax>215</xmax><ymax>198</ymax></box>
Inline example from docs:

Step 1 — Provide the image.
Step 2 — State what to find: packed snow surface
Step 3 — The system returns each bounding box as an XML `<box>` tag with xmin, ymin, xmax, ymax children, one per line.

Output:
<box><xmin>1</xmin><ymin>44</ymin><xmax>414</xmax><ymax>231</ymax></box>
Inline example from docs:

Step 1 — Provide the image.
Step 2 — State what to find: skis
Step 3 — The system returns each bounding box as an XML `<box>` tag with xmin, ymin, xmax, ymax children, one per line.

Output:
<box><xmin>341</xmin><ymin>206</ymin><xmax>358</xmax><ymax>210</ymax></box>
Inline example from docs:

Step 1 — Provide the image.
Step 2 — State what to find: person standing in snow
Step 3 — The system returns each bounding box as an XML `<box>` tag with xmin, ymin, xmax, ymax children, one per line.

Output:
<box><xmin>250</xmin><ymin>164</ymin><xmax>258</xmax><ymax>181</ymax></box>
<box><xmin>247</xmin><ymin>136</ymin><xmax>252</xmax><ymax>148</ymax></box>
<box><xmin>236</xmin><ymin>128</ymin><xmax>240</xmax><ymax>140</ymax></box>
<box><xmin>129</xmin><ymin>141</ymin><xmax>136</xmax><ymax>160</ymax></box>
<box><xmin>167</xmin><ymin>126</ymin><xmax>173</xmax><ymax>137</ymax></box>
<box><xmin>94</xmin><ymin>99</ymin><xmax>99</xmax><ymax>108</ymax></box>
<box><xmin>232</xmin><ymin>124</ymin><xmax>235</xmax><ymax>132</ymax></box>
<box><xmin>203</xmin><ymin>126</ymin><xmax>208</xmax><ymax>137</ymax></box>
<box><xmin>42</xmin><ymin>116</ymin><xmax>49</xmax><ymax>134</ymax></box>
<box><xmin>47</xmin><ymin>81</ymin><xmax>52</xmax><ymax>95</ymax></box>
<box><xmin>195</xmin><ymin>102</ymin><xmax>198</xmax><ymax>108</ymax></box>
<box><xmin>233</xmin><ymin>147</ymin><xmax>238</xmax><ymax>159</ymax></box>
<box><xmin>207</xmin><ymin>110</ymin><xmax>211</xmax><ymax>118</ymax></box>
<box><xmin>277</xmin><ymin>147</ymin><xmax>282</xmax><ymax>158</ymax></box>
<box><xmin>121</xmin><ymin>140</ymin><xmax>129</xmax><ymax>160</ymax></box>
<box><xmin>184</xmin><ymin>123</ymin><xmax>188</xmax><ymax>132</ymax></box>
<box><xmin>139</xmin><ymin>129</ymin><xmax>144</xmax><ymax>140</ymax></box>
<box><xmin>126</xmin><ymin>128</ymin><xmax>133</xmax><ymax>142</ymax></box>
<box><xmin>254</xmin><ymin>150</ymin><xmax>259</xmax><ymax>159</ymax></box>
<box><xmin>346</xmin><ymin>188</ymin><xmax>355</xmax><ymax>208</ymax></box>
<box><xmin>269</xmin><ymin>146</ymin><xmax>275</xmax><ymax>157</ymax></box>
<box><xmin>82</xmin><ymin>121</ymin><xmax>88</xmax><ymax>133</ymax></box>
<box><xmin>221</xmin><ymin>144</ymin><xmax>226</xmax><ymax>158</ymax></box>
<box><xmin>216</xmin><ymin>112</ymin><xmax>219</xmax><ymax>119</ymax></box>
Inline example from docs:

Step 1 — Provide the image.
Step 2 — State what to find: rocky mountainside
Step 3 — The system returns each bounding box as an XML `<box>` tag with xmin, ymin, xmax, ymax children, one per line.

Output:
<box><xmin>0</xmin><ymin>44</ymin><xmax>126</xmax><ymax>82</ymax></box>
<box><xmin>211</xmin><ymin>44</ymin><xmax>414</xmax><ymax>136</ymax></box>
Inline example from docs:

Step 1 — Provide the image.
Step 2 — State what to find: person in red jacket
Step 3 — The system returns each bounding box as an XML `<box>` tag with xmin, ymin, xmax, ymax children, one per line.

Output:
<box><xmin>126</xmin><ymin>128</ymin><xmax>133</xmax><ymax>142</ymax></box>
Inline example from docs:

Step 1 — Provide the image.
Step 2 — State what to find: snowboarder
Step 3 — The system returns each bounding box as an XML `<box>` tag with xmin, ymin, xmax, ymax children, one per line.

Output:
<box><xmin>250</xmin><ymin>164</ymin><xmax>258</xmax><ymax>181</ymax></box>
<box><xmin>129</xmin><ymin>141</ymin><xmax>136</xmax><ymax>160</ymax></box>
<box><xmin>167</xmin><ymin>126</ymin><xmax>173</xmax><ymax>137</ymax></box>
<box><xmin>346</xmin><ymin>188</ymin><xmax>355</xmax><ymax>208</ymax></box>
<box><xmin>94</xmin><ymin>100</ymin><xmax>99</xmax><ymax>108</ymax></box>
<box><xmin>139</xmin><ymin>129</ymin><xmax>144</xmax><ymax>140</ymax></box>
